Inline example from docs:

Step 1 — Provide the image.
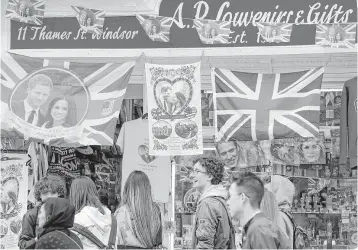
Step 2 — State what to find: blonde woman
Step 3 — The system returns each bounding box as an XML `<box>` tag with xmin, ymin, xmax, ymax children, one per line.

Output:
<box><xmin>69</xmin><ymin>176</ymin><xmax>116</xmax><ymax>249</ymax></box>
<box><xmin>260</xmin><ymin>189</ymin><xmax>280</xmax><ymax>226</ymax></box>
<box><xmin>116</xmin><ymin>171</ymin><xmax>162</xmax><ymax>249</ymax></box>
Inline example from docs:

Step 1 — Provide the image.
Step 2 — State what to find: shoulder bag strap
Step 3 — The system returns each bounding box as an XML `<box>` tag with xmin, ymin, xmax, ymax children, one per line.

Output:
<box><xmin>72</xmin><ymin>223</ymin><xmax>106</xmax><ymax>249</ymax></box>
<box><xmin>107</xmin><ymin>214</ymin><xmax>117</xmax><ymax>248</ymax></box>
<box><xmin>56</xmin><ymin>230</ymin><xmax>83</xmax><ymax>249</ymax></box>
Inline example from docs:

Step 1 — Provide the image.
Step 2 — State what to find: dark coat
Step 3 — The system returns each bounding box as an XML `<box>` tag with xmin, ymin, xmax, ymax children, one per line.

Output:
<box><xmin>34</xmin><ymin>198</ymin><xmax>83</xmax><ymax>249</ymax></box>
<box><xmin>18</xmin><ymin>205</ymin><xmax>41</xmax><ymax>249</ymax></box>
<box><xmin>11</xmin><ymin>100</ymin><xmax>46</xmax><ymax>126</ymax></box>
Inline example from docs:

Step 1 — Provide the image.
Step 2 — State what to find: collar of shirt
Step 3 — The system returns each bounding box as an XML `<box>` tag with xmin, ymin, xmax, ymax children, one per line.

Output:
<box><xmin>242</xmin><ymin>211</ymin><xmax>262</xmax><ymax>234</ymax></box>
<box><xmin>24</xmin><ymin>99</ymin><xmax>40</xmax><ymax>115</ymax></box>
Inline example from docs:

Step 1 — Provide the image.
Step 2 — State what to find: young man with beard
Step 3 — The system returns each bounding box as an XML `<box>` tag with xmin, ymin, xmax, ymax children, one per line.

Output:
<box><xmin>190</xmin><ymin>156</ymin><xmax>235</xmax><ymax>249</ymax></box>
<box><xmin>227</xmin><ymin>172</ymin><xmax>290</xmax><ymax>249</ymax></box>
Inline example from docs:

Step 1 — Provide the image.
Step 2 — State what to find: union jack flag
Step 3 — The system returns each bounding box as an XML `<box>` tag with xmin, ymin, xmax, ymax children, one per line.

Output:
<box><xmin>193</xmin><ymin>19</ymin><xmax>231</xmax><ymax>44</ymax></box>
<box><xmin>315</xmin><ymin>23</ymin><xmax>357</xmax><ymax>49</ymax></box>
<box><xmin>212</xmin><ymin>67</ymin><xmax>324</xmax><ymax>142</ymax></box>
<box><xmin>72</xmin><ymin>6</ymin><xmax>105</xmax><ymax>35</ymax></box>
<box><xmin>101</xmin><ymin>100</ymin><xmax>115</xmax><ymax>116</ymax></box>
<box><xmin>256</xmin><ymin>23</ymin><xmax>293</xmax><ymax>43</ymax></box>
<box><xmin>136</xmin><ymin>15</ymin><xmax>172</xmax><ymax>42</ymax></box>
<box><xmin>1</xmin><ymin>53</ymin><xmax>134</xmax><ymax>146</ymax></box>
<box><xmin>5</xmin><ymin>0</ymin><xmax>45</xmax><ymax>25</ymax></box>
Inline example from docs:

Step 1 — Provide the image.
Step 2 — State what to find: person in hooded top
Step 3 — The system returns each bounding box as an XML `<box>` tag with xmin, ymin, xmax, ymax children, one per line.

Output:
<box><xmin>69</xmin><ymin>176</ymin><xmax>116</xmax><ymax>249</ymax></box>
<box><xmin>190</xmin><ymin>155</ymin><xmax>235</xmax><ymax>249</ymax></box>
<box><xmin>35</xmin><ymin>197</ymin><xmax>83</xmax><ymax>249</ymax></box>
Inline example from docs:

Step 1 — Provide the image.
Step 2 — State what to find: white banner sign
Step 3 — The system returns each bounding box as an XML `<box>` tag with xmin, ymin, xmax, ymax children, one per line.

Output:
<box><xmin>145</xmin><ymin>62</ymin><xmax>203</xmax><ymax>155</ymax></box>
<box><xmin>0</xmin><ymin>153</ymin><xmax>28</xmax><ymax>250</ymax></box>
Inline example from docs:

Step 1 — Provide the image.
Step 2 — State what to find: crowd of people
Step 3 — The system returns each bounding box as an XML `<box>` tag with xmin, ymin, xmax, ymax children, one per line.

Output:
<box><xmin>18</xmin><ymin>150</ymin><xmax>299</xmax><ymax>249</ymax></box>
<box><xmin>19</xmin><ymin>171</ymin><xmax>162</xmax><ymax>249</ymax></box>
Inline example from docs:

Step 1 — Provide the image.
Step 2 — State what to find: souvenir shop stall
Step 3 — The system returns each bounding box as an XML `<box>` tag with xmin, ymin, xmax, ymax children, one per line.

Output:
<box><xmin>1</xmin><ymin>0</ymin><xmax>358</xmax><ymax>249</ymax></box>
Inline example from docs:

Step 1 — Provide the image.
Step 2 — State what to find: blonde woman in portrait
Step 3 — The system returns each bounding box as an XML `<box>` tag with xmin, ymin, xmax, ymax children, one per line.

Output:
<box><xmin>116</xmin><ymin>171</ymin><xmax>162</xmax><ymax>249</ymax></box>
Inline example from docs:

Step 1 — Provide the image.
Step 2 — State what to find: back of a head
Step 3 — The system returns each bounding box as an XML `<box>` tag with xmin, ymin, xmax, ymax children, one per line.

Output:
<box><xmin>266</xmin><ymin>175</ymin><xmax>295</xmax><ymax>207</ymax></box>
<box><xmin>122</xmin><ymin>171</ymin><xmax>161</xmax><ymax>248</ymax></box>
<box><xmin>42</xmin><ymin>197</ymin><xmax>75</xmax><ymax>229</ymax></box>
<box><xmin>232</xmin><ymin>172</ymin><xmax>264</xmax><ymax>208</ymax></box>
<box><xmin>260</xmin><ymin>189</ymin><xmax>279</xmax><ymax>225</ymax></box>
<box><xmin>69</xmin><ymin>176</ymin><xmax>104</xmax><ymax>214</ymax></box>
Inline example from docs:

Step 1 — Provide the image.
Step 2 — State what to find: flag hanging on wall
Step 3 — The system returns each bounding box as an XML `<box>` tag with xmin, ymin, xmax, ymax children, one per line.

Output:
<box><xmin>1</xmin><ymin>53</ymin><xmax>134</xmax><ymax>147</ymax></box>
<box><xmin>145</xmin><ymin>62</ymin><xmax>203</xmax><ymax>155</ymax></box>
<box><xmin>193</xmin><ymin>19</ymin><xmax>231</xmax><ymax>44</ymax></box>
<box><xmin>256</xmin><ymin>23</ymin><xmax>293</xmax><ymax>43</ymax></box>
<box><xmin>315</xmin><ymin>23</ymin><xmax>357</xmax><ymax>48</ymax></box>
<box><xmin>72</xmin><ymin>6</ymin><xmax>106</xmax><ymax>35</ymax></box>
<box><xmin>212</xmin><ymin>67</ymin><xmax>324</xmax><ymax>142</ymax></box>
<box><xmin>5</xmin><ymin>0</ymin><xmax>45</xmax><ymax>25</ymax></box>
<box><xmin>136</xmin><ymin>15</ymin><xmax>172</xmax><ymax>42</ymax></box>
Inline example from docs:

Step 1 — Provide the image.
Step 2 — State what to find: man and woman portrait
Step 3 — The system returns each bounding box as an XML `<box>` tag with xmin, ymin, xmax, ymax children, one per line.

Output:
<box><xmin>11</xmin><ymin>74</ymin><xmax>78</xmax><ymax>129</ymax></box>
<box><xmin>78</xmin><ymin>10</ymin><xmax>94</xmax><ymax>28</ymax></box>
<box><xmin>159</xmin><ymin>83</ymin><xmax>187</xmax><ymax>115</ymax></box>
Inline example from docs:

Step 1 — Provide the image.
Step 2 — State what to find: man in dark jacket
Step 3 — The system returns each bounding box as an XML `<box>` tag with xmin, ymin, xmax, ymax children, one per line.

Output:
<box><xmin>190</xmin><ymin>156</ymin><xmax>235</xmax><ymax>249</ymax></box>
<box><xmin>18</xmin><ymin>175</ymin><xmax>66</xmax><ymax>249</ymax></box>
<box><xmin>227</xmin><ymin>172</ymin><xmax>290</xmax><ymax>249</ymax></box>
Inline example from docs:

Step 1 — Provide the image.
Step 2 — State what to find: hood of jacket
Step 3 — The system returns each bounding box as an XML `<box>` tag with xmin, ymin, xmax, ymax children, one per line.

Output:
<box><xmin>42</xmin><ymin>197</ymin><xmax>75</xmax><ymax>230</ymax></box>
<box><xmin>76</xmin><ymin>205</ymin><xmax>112</xmax><ymax>234</ymax></box>
<box><xmin>198</xmin><ymin>184</ymin><xmax>228</xmax><ymax>203</ymax></box>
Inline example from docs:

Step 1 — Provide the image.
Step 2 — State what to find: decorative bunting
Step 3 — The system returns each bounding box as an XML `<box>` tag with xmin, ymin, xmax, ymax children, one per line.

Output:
<box><xmin>5</xmin><ymin>0</ymin><xmax>45</xmax><ymax>25</ymax></box>
<box><xmin>136</xmin><ymin>15</ymin><xmax>172</xmax><ymax>42</ymax></box>
<box><xmin>1</xmin><ymin>53</ymin><xmax>134</xmax><ymax>146</ymax></box>
<box><xmin>315</xmin><ymin>23</ymin><xmax>357</xmax><ymax>48</ymax></box>
<box><xmin>193</xmin><ymin>19</ymin><xmax>231</xmax><ymax>44</ymax></box>
<box><xmin>256</xmin><ymin>23</ymin><xmax>293</xmax><ymax>43</ymax></box>
<box><xmin>72</xmin><ymin>6</ymin><xmax>105</xmax><ymax>35</ymax></box>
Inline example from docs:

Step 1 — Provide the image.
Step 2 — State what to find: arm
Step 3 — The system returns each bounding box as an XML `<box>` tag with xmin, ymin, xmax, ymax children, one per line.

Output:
<box><xmin>195</xmin><ymin>201</ymin><xmax>218</xmax><ymax>249</ymax></box>
<box><xmin>18</xmin><ymin>211</ymin><xmax>37</xmax><ymax>249</ymax></box>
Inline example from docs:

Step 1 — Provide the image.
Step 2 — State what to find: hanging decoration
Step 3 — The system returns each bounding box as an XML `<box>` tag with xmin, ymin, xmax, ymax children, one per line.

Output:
<box><xmin>1</xmin><ymin>53</ymin><xmax>134</xmax><ymax>146</ymax></box>
<box><xmin>256</xmin><ymin>23</ymin><xmax>293</xmax><ymax>43</ymax></box>
<box><xmin>212</xmin><ymin>67</ymin><xmax>324</xmax><ymax>141</ymax></box>
<box><xmin>0</xmin><ymin>152</ymin><xmax>28</xmax><ymax>249</ymax></box>
<box><xmin>193</xmin><ymin>19</ymin><xmax>231</xmax><ymax>44</ymax></box>
<box><xmin>145</xmin><ymin>62</ymin><xmax>203</xmax><ymax>155</ymax></box>
<box><xmin>298</xmin><ymin>135</ymin><xmax>326</xmax><ymax>165</ymax></box>
<box><xmin>5</xmin><ymin>0</ymin><xmax>45</xmax><ymax>25</ymax></box>
<box><xmin>72</xmin><ymin>6</ymin><xmax>106</xmax><ymax>35</ymax></box>
<box><xmin>136</xmin><ymin>15</ymin><xmax>172</xmax><ymax>42</ymax></box>
<box><xmin>315</xmin><ymin>23</ymin><xmax>357</xmax><ymax>48</ymax></box>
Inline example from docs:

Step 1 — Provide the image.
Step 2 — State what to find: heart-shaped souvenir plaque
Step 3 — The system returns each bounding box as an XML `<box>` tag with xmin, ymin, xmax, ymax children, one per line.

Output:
<box><xmin>10</xmin><ymin>220</ymin><xmax>21</xmax><ymax>234</ymax></box>
<box><xmin>153</xmin><ymin>77</ymin><xmax>193</xmax><ymax>116</ymax></box>
<box><xmin>138</xmin><ymin>145</ymin><xmax>157</xmax><ymax>164</ymax></box>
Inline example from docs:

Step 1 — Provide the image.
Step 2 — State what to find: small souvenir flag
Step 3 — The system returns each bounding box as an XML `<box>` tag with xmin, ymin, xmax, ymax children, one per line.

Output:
<box><xmin>136</xmin><ymin>15</ymin><xmax>172</xmax><ymax>42</ymax></box>
<box><xmin>315</xmin><ymin>23</ymin><xmax>357</xmax><ymax>48</ymax></box>
<box><xmin>5</xmin><ymin>0</ymin><xmax>45</xmax><ymax>25</ymax></box>
<box><xmin>193</xmin><ymin>19</ymin><xmax>231</xmax><ymax>44</ymax></box>
<box><xmin>256</xmin><ymin>23</ymin><xmax>293</xmax><ymax>43</ymax></box>
<box><xmin>72</xmin><ymin>6</ymin><xmax>105</xmax><ymax>35</ymax></box>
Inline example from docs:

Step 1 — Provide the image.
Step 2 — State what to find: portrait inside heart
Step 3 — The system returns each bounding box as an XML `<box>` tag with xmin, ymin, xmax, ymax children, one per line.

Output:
<box><xmin>138</xmin><ymin>145</ymin><xmax>157</xmax><ymax>164</ymax></box>
<box><xmin>154</xmin><ymin>78</ymin><xmax>193</xmax><ymax>115</ymax></box>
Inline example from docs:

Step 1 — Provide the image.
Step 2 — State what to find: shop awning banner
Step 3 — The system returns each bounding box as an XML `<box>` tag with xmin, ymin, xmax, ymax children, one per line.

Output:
<box><xmin>315</xmin><ymin>23</ymin><xmax>357</xmax><ymax>48</ymax></box>
<box><xmin>145</xmin><ymin>62</ymin><xmax>203</xmax><ymax>155</ymax></box>
<box><xmin>193</xmin><ymin>19</ymin><xmax>231</xmax><ymax>44</ymax></box>
<box><xmin>5</xmin><ymin>0</ymin><xmax>45</xmax><ymax>25</ymax></box>
<box><xmin>1</xmin><ymin>53</ymin><xmax>134</xmax><ymax>146</ymax></box>
<box><xmin>212</xmin><ymin>67</ymin><xmax>324</xmax><ymax>142</ymax></box>
<box><xmin>0</xmin><ymin>152</ymin><xmax>28</xmax><ymax>249</ymax></box>
<box><xmin>10</xmin><ymin>0</ymin><xmax>357</xmax><ymax>50</ymax></box>
<box><xmin>136</xmin><ymin>15</ymin><xmax>172</xmax><ymax>42</ymax></box>
<box><xmin>72</xmin><ymin>6</ymin><xmax>106</xmax><ymax>35</ymax></box>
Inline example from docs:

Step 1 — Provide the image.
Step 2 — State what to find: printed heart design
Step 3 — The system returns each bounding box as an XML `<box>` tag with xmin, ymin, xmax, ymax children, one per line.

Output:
<box><xmin>153</xmin><ymin>78</ymin><xmax>193</xmax><ymax>115</ymax></box>
<box><xmin>138</xmin><ymin>145</ymin><xmax>157</xmax><ymax>164</ymax></box>
<box><xmin>10</xmin><ymin>220</ymin><xmax>21</xmax><ymax>234</ymax></box>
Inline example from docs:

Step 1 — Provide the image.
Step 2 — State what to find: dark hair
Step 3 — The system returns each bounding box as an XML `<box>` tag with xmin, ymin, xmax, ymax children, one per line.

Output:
<box><xmin>161</xmin><ymin>85</ymin><xmax>172</xmax><ymax>93</ymax></box>
<box><xmin>334</xmin><ymin>95</ymin><xmax>341</xmax><ymax>104</ymax></box>
<box><xmin>232</xmin><ymin>172</ymin><xmax>264</xmax><ymax>208</ymax></box>
<box><xmin>34</xmin><ymin>175</ymin><xmax>67</xmax><ymax>199</ymax></box>
<box><xmin>192</xmin><ymin>156</ymin><xmax>224</xmax><ymax>185</ymax></box>
<box><xmin>44</xmin><ymin>97</ymin><xmax>77</xmax><ymax>128</ymax></box>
